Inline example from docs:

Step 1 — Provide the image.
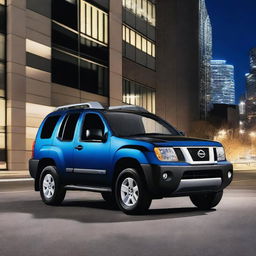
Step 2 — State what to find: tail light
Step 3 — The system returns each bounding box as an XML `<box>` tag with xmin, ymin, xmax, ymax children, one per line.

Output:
<box><xmin>31</xmin><ymin>141</ymin><xmax>35</xmax><ymax>158</ymax></box>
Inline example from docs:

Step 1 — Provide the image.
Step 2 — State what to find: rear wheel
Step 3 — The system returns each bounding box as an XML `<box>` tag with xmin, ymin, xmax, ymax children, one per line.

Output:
<box><xmin>190</xmin><ymin>190</ymin><xmax>223</xmax><ymax>210</ymax></box>
<box><xmin>39</xmin><ymin>166</ymin><xmax>66</xmax><ymax>206</ymax></box>
<box><xmin>115</xmin><ymin>168</ymin><xmax>152</xmax><ymax>215</ymax></box>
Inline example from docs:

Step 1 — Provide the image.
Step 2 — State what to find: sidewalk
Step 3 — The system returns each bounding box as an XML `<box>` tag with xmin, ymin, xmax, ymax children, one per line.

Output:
<box><xmin>0</xmin><ymin>171</ymin><xmax>31</xmax><ymax>179</ymax></box>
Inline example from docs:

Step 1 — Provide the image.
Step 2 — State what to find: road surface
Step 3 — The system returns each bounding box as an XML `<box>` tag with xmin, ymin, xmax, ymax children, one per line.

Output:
<box><xmin>0</xmin><ymin>171</ymin><xmax>255</xmax><ymax>256</ymax></box>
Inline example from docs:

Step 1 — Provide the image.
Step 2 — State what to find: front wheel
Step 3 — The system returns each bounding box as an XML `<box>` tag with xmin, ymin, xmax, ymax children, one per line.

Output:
<box><xmin>39</xmin><ymin>166</ymin><xmax>66</xmax><ymax>206</ymax></box>
<box><xmin>190</xmin><ymin>190</ymin><xmax>223</xmax><ymax>210</ymax></box>
<box><xmin>115</xmin><ymin>168</ymin><xmax>152</xmax><ymax>215</ymax></box>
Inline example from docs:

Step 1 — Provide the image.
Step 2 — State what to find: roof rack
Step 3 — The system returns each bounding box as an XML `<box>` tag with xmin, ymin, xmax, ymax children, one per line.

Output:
<box><xmin>108</xmin><ymin>105</ymin><xmax>148</xmax><ymax>113</ymax></box>
<box><xmin>55</xmin><ymin>102</ymin><xmax>104</xmax><ymax>111</ymax></box>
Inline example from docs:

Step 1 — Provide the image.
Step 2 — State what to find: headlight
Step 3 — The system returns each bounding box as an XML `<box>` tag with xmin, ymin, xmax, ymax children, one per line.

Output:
<box><xmin>216</xmin><ymin>147</ymin><xmax>226</xmax><ymax>161</ymax></box>
<box><xmin>154</xmin><ymin>147</ymin><xmax>178</xmax><ymax>161</ymax></box>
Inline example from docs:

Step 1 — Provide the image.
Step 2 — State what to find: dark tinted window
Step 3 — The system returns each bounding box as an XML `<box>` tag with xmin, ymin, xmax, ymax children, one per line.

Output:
<box><xmin>104</xmin><ymin>112</ymin><xmax>179</xmax><ymax>137</ymax></box>
<box><xmin>52</xmin><ymin>22</ymin><xmax>78</xmax><ymax>54</ymax></box>
<box><xmin>52</xmin><ymin>0</ymin><xmax>77</xmax><ymax>30</ymax></box>
<box><xmin>41</xmin><ymin>115</ymin><xmax>61</xmax><ymax>139</ymax></box>
<box><xmin>80</xmin><ymin>60</ymin><xmax>109</xmax><ymax>96</ymax></box>
<box><xmin>58</xmin><ymin>113</ymin><xmax>80</xmax><ymax>141</ymax></box>
<box><xmin>81</xmin><ymin>114</ymin><xmax>105</xmax><ymax>141</ymax></box>
<box><xmin>0</xmin><ymin>5</ymin><xmax>6</xmax><ymax>34</ymax></box>
<box><xmin>52</xmin><ymin>49</ymin><xmax>78</xmax><ymax>88</ymax></box>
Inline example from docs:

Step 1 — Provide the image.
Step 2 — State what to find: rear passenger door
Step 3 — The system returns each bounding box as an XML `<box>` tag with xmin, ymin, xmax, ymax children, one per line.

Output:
<box><xmin>72</xmin><ymin>112</ymin><xmax>110</xmax><ymax>186</ymax></box>
<box><xmin>53</xmin><ymin>112</ymin><xmax>81</xmax><ymax>175</ymax></box>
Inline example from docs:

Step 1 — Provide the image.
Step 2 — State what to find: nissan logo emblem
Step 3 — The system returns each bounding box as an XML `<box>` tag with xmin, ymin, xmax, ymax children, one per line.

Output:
<box><xmin>197</xmin><ymin>149</ymin><xmax>206</xmax><ymax>158</ymax></box>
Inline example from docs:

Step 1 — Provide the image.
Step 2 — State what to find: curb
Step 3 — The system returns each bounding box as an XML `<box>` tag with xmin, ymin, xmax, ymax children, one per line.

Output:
<box><xmin>0</xmin><ymin>178</ymin><xmax>33</xmax><ymax>182</ymax></box>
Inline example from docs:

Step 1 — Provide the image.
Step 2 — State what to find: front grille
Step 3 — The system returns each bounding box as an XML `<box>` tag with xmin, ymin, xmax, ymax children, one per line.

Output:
<box><xmin>187</xmin><ymin>148</ymin><xmax>209</xmax><ymax>161</ymax></box>
<box><xmin>182</xmin><ymin>170</ymin><xmax>222</xmax><ymax>179</ymax></box>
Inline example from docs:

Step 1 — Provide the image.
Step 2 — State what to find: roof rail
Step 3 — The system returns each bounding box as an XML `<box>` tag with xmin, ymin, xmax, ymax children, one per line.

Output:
<box><xmin>55</xmin><ymin>102</ymin><xmax>104</xmax><ymax>111</ymax></box>
<box><xmin>108</xmin><ymin>105</ymin><xmax>148</xmax><ymax>113</ymax></box>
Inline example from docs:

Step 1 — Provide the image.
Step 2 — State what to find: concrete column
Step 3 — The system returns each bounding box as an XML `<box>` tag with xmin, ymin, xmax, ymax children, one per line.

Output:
<box><xmin>6</xmin><ymin>0</ymin><xmax>26</xmax><ymax>171</ymax></box>
<box><xmin>109</xmin><ymin>0</ymin><xmax>123</xmax><ymax>106</ymax></box>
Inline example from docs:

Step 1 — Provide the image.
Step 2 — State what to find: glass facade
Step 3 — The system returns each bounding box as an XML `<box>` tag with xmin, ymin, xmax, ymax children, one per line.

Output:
<box><xmin>210</xmin><ymin>60</ymin><xmax>235</xmax><ymax>105</ymax></box>
<box><xmin>52</xmin><ymin>0</ymin><xmax>109</xmax><ymax>96</ymax></box>
<box><xmin>199</xmin><ymin>0</ymin><xmax>212</xmax><ymax>119</ymax></box>
<box><xmin>123</xmin><ymin>78</ymin><xmax>155</xmax><ymax>113</ymax></box>
<box><xmin>245</xmin><ymin>48</ymin><xmax>256</xmax><ymax>126</ymax></box>
<box><xmin>0</xmin><ymin>0</ymin><xmax>6</xmax><ymax>169</ymax></box>
<box><xmin>122</xmin><ymin>0</ymin><xmax>156</xmax><ymax>69</ymax></box>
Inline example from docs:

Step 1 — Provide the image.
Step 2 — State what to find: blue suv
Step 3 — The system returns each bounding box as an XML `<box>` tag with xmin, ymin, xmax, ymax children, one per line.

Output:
<box><xmin>29</xmin><ymin>102</ymin><xmax>233</xmax><ymax>214</ymax></box>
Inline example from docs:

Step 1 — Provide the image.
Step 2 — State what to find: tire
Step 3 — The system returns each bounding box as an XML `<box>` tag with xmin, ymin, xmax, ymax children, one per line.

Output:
<box><xmin>190</xmin><ymin>190</ymin><xmax>223</xmax><ymax>210</ymax></box>
<box><xmin>101</xmin><ymin>192</ymin><xmax>117</xmax><ymax>207</ymax></box>
<box><xmin>115</xmin><ymin>168</ymin><xmax>152</xmax><ymax>215</ymax></box>
<box><xmin>39</xmin><ymin>166</ymin><xmax>66</xmax><ymax>206</ymax></box>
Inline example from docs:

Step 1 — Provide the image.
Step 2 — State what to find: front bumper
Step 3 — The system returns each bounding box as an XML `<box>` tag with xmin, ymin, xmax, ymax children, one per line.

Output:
<box><xmin>141</xmin><ymin>163</ymin><xmax>233</xmax><ymax>197</ymax></box>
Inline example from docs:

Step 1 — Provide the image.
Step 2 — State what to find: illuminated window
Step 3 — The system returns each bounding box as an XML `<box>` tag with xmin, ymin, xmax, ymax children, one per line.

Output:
<box><xmin>80</xmin><ymin>0</ymin><xmax>108</xmax><ymax>45</ymax></box>
<box><xmin>123</xmin><ymin>79</ymin><xmax>155</xmax><ymax>113</ymax></box>
<box><xmin>123</xmin><ymin>0</ymin><xmax>156</xmax><ymax>27</ymax></box>
<box><xmin>136</xmin><ymin>34</ymin><xmax>141</xmax><ymax>50</ymax></box>
<box><xmin>141</xmin><ymin>38</ymin><xmax>147</xmax><ymax>53</ymax></box>
<box><xmin>123</xmin><ymin>25</ymin><xmax>155</xmax><ymax>58</ymax></box>
<box><xmin>130</xmin><ymin>30</ymin><xmax>135</xmax><ymax>46</ymax></box>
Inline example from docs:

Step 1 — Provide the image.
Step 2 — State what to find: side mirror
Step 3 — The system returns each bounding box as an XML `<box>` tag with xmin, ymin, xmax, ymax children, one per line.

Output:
<box><xmin>179</xmin><ymin>131</ymin><xmax>186</xmax><ymax>136</ymax></box>
<box><xmin>85</xmin><ymin>129</ymin><xmax>107</xmax><ymax>142</ymax></box>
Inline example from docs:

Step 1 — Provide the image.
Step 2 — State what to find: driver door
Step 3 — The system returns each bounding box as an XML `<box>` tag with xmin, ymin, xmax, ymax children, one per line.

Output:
<box><xmin>72</xmin><ymin>112</ymin><xmax>110</xmax><ymax>186</ymax></box>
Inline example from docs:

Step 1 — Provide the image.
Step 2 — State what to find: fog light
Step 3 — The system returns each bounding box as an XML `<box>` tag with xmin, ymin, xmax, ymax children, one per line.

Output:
<box><xmin>162</xmin><ymin>173</ymin><xmax>168</xmax><ymax>180</ymax></box>
<box><xmin>228</xmin><ymin>171</ymin><xmax>232</xmax><ymax>179</ymax></box>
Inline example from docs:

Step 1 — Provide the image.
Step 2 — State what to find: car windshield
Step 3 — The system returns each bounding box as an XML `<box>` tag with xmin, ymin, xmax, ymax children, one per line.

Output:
<box><xmin>104</xmin><ymin>112</ymin><xmax>180</xmax><ymax>137</ymax></box>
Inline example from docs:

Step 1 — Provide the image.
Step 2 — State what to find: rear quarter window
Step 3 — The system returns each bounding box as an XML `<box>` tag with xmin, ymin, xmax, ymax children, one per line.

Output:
<box><xmin>40</xmin><ymin>115</ymin><xmax>61</xmax><ymax>139</ymax></box>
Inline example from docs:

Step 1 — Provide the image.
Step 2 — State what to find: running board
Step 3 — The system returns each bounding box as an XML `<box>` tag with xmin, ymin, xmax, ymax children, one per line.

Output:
<box><xmin>64</xmin><ymin>185</ymin><xmax>112</xmax><ymax>193</ymax></box>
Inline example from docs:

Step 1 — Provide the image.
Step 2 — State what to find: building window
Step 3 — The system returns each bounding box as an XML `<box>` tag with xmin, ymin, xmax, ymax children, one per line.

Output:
<box><xmin>52</xmin><ymin>48</ymin><xmax>109</xmax><ymax>96</ymax></box>
<box><xmin>80</xmin><ymin>0</ymin><xmax>108</xmax><ymax>45</ymax></box>
<box><xmin>123</xmin><ymin>78</ymin><xmax>155</xmax><ymax>113</ymax></box>
<box><xmin>122</xmin><ymin>25</ymin><xmax>155</xmax><ymax>69</ymax></box>
<box><xmin>0</xmin><ymin>0</ymin><xmax>6</xmax><ymax>169</ymax></box>
<box><xmin>52</xmin><ymin>0</ymin><xmax>109</xmax><ymax>96</ymax></box>
<box><xmin>123</xmin><ymin>0</ymin><xmax>156</xmax><ymax>27</ymax></box>
<box><xmin>123</xmin><ymin>25</ymin><xmax>155</xmax><ymax>57</ymax></box>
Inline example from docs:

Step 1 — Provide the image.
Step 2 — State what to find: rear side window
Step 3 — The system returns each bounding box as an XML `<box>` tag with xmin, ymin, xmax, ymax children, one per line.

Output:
<box><xmin>40</xmin><ymin>115</ymin><xmax>61</xmax><ymax>139</ymax></box>
<box><xmin>58</xmin><ymin>113</ymin><xmax>80</xmax><ymax>141</ymax></box>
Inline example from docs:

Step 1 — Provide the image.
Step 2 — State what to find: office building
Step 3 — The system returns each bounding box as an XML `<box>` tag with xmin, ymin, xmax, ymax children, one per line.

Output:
<box><xmin>210</xmin><ymin>60</ymin><xmax>235</xmax><ymax>106</ymax></box>
<box><xmin>1</xmin><ymin>0</ymin><xmax>205</xmax><ymax>171</ymax></box>
<box><xmin>199</xmin><ymin>0</ymin><xmax>212</xmax><ymax>119</ymax></box>
<box><xmin>245</xmin><ymin>48</ymin><xmax>256</xmax><ymax>127</ymax></box>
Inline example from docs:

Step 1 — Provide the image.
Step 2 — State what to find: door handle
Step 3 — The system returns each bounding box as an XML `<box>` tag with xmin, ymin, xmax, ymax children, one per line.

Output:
<box><xmin>75</xmin><ymin>145</ymin><xmax>83</xmax><ymax>151</ymax></box>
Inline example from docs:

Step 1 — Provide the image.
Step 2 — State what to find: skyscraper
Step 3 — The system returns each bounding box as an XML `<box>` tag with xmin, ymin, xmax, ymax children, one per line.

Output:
<box><xmin>199</xmin><ymin>0</ymin><xmax>212</xmax><ymax>119</ymax></box>
<box><xmin>246</xmin><ymin>48</ymin><xmax>256</xmax><ymax>99</ymax></box>
<box><xmin>210</xmin><ymin>60</ymin><xmax>235</xmax><ymax>105</ymax></box>
<box><xmin>245</xmin><ymin>48</ymin><xmax>256</xmax><ymax>126</ymax></box>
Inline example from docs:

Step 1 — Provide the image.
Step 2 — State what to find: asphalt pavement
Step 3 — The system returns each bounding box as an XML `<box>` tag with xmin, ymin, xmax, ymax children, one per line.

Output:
<box><xmin>0</xmin><ymin>171</ymin><xmax>255</xmax><ymax>256</ymax></box>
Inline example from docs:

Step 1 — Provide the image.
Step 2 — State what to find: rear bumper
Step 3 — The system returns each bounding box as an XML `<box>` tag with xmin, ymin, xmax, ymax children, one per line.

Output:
<box><xmin>141</xmin><ymin>163</ymin><xmax>233</xmax><ymax>198</ymax></box>
<box><xmin>29</xmin><ymin>159</ymin><xmax>39</xmax><ymax>179</ymax></box>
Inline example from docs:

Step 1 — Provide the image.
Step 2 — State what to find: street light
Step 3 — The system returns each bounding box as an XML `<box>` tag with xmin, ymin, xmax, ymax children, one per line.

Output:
<box><xmin>249</xmin><ymin>132</ymin><xmax>256</xmax><ymax>138</ymax></box>
<box><xmin>239</xmin><ymin>129</ymin><xmax>245</xmax><ymax>134</ymax></box>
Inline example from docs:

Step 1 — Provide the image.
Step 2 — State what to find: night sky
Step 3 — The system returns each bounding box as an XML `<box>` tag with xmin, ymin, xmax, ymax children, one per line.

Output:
<box><xmin>206</xmin><ymin>0</ymin><xmax>256</xmax><ymax>104</ymax></box>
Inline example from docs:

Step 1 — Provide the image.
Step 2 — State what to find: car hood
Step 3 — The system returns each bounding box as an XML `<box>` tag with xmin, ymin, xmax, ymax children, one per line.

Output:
<box><xmin>125</xmin><ymin>135</ymin><xmax>222</xmax><ymax>147</ymax></box>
